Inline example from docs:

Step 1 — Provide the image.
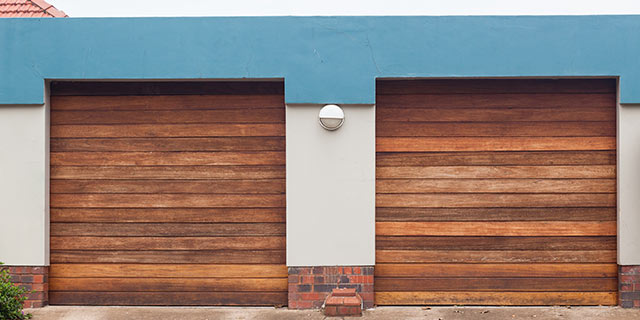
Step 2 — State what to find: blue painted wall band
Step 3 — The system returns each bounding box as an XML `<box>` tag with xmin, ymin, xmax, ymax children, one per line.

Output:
<box><xmin>1</xmin><ymin>16</ymin><xmax>639</xmax><ymax>104</ymax></box>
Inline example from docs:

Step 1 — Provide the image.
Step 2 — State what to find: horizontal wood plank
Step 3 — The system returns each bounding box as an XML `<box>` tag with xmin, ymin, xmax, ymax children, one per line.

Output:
<box><xmin>375</xmin><ymin>79</ymin><xmax>617</xmax><ymax>95</ymax></box>
<box><xmin>49</xmin><ymin>291</ymin><xmax>287</xmax><ymax>306</ymax></box>
<box><xmin>377</xmin><ymin>137</ymin><xmax>615</xmax><ymax>152</ymax></box>
<box><xmin>51</xmin><ymin>179</ymin><xmax>284</xmax><ymax>194</ymax></box>
<box><xmin>50</xmin><ymin>208</ymin><xmax>286</xmax><ymax>223</ymax></box>
<box><xmin>376</xmin><ymin>236</ymin><xmax>616</xmax><ymax>250</ymax></box>
<box><xmin>376</xmin><ymin>179</ymin><xmax>615</xmax><ymax>194</ymax></box>
<box><xmin>374</xmin><ymin>291</ymin><xmax>616</xmax><ymax>306</ymax></box>
<box><xmin>50</xmin><ymin>223</ymin><xmax>285</xmax><ymax>236</ymax></box>
<box><xmin>376</xmin><ymin>193</ymin><xmax>615</xmax><ymax>208</ymax></box>
<box><xmin>50</xmin><ymin>152</ymin><xmax>285</xmax><ymax>166</ymax></box>
<box><xmin>375</xmin><ymin>250</ymin><xmax>617</xmax><ymax>263</ymax></box>
<box><xmin>377</xmin><ymin>121</ymin><xmax>615</xmax><ymax>137</ymax></box>
<box><xmin>50</xmin><ymin>81</ymin><xmax>284</xmax><ymax>96</ymax></box>
<box><xmin>374</xmin><ymin>277</ymin><xmax>617</xmax><ymax>292</ymax></box>
<box><xmin>49</xmin><ymin>264</ymin><xmax>287</xmax><ymax>278</ymax></box>
<box><xmin>50</xmin><ymin>277</ymin><xmax>286</xmax><ymax>292</ymax></box>
<box><xmin>51</xmin><ymin>250</ymin><xmax>285</xmax><ymax>264</ymax></box>
<box><xmin>376</xmin><ymin>221</ymin><xmax>616</xmax><ymax>236</ymax></box>
<box><xmin>51</xmin><ymin>194</ymin><xmax>285</xmax><ymax>208</ymax></box>
<box><xmin>51</xmin><ymin>137</ymin><xmax>284</xmax><ymax>152</ymax></box>
<box><xmin>377</xmin><ymin>166</ymin><xmax>615</xmax><ymax>179</ymax></box>
<box><xmin>51</xmin><ymin>123</ymin><xmax>284</xmax><ymax>138</ymax></box>
<box><xmin>374</xmin><ymin>264</ymin><xmax>617</xmax><ymax>278</ymax></box>
<box><xmin>51</xmin><ymin>95</ymin><xmax>284</xmax><ymax>111</ymax></box>
<box><xmin>51</xmin><ymin>237</ymin><xmax>285</xmax><ymax>250</ymax></box>
<box><xmin>376</xmin><ymin>151</ymin><xmax>616</xmax><ymax>166</ymax></box>
<box><xmin>376</xmin><ymin>207</ymin><xmax>616</xmax><ymax>222</ymax></box>
<box><xmin>51</xmin><ymin>109</ymin><xmax>284</xmax><ymax>125</ymax></box>
<box><xmin>377</xmin><ymin>107</ymin><xmax>615</xmax><ymax>122</ymax></box>
<box><xmin>375</xmin><ymin>93</ymin><xmax>615</xmax><ymax>108</ymax></box>
<box><xmin>51</xmin><ymin>166</ymin><xmax>285</xmax><ymax>180</ymax></box>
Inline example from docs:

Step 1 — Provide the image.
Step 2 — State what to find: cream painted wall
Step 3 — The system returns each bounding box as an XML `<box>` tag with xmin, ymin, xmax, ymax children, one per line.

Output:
<box><xmin>286</xmin><ymin>104</ymin><xmax>375</xmax><ymax>266</ymax></box>
<box><xmin>0</xmin><ymin>101</ymin><xmax>49</xmax><ymax>266</ymax></box>
<box><xmin>618</xmin><ymin>103</ymin><xmax>640</xmax><ymax>265</ymax></box>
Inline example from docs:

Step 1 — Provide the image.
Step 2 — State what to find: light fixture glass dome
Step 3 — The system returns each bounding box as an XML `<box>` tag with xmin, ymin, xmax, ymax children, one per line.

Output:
<box><xmin>319</xmin><ymin>104</ymin><xmax>344</xmax><ymax>130</ymax></box>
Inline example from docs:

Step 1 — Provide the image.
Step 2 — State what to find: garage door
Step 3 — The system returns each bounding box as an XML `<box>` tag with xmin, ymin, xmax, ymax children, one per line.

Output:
<box><xmin>49</xmin><ymin>81</ymin><xmax>287</xmax><ymax>306</ymax></box>
<box><xmin>375</xmin><ymin>79</ymin><xmax>617</xmax><ymax>306</ymax></box>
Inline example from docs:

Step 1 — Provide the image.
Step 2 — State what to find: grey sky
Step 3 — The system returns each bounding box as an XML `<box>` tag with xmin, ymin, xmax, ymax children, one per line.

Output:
<box><xmin>47</xmin><ymin>0</ymin><xmax>640</xmax><ymax>17</ymax></box>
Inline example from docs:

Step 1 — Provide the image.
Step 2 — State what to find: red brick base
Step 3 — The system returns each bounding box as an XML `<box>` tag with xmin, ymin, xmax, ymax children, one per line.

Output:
<box><xmin>1</xmin><ymin>266</ymin><xmax>49</xmax><ymax>308</ymax></box>
<box><xmin>620</xmin><ymin>265</ymin><xmax>640</xmax><ymax>308</ymax></box>
<box><xmin>288</xmin><ymin>266</ymin><xmax>374</xmax><ymax>309</ymax></box>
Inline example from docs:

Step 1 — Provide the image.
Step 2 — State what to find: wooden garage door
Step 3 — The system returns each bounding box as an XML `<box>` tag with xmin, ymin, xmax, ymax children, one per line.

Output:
<box><xmin>375</xmin><ymin>79</ymin><xmax>617</xmax><ymax>306</ymax></box>
<box><xmin>49</xmin><ymin>81</ymin><xmax>287</xmax><ymax>306</ymax></box>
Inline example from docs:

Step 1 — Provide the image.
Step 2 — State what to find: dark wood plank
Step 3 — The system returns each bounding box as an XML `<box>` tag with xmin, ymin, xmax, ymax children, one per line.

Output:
<box><xmin>49</xmin><ymin>291</ymin><xmax>287</xmax><ymax>306</ymax></box>
<box><xmin>376</xmin><ymin>221</ymin><xmax>616</xmax><ymax>236</ymax></box>
<box><xmin>51</xmin><ymin>123</ymin><xmax>285</xmax><ymax>138</ymax></box>
<box><xmin>377</xmin><ymin>121</ymin><xmax>615</xmax><ymax>137</ymax></box>
<box><xmin>50</xmin><ymin>137</ymin><xmax>284</xmax><ymax>152</ymax></box>
<box><xmin>51</xmin><ymin>237</ymin><xmax>285</xmax><ymax>250</ymax></box>
<box><xmin>376</xmin><ymin>179</ymin><xmax>616</xmax><ymax>194</ymax></box>
<box><xmin>374</xmin><ymin>264</ymin><xmax>617</xmax><ymax>278</ymax></box>
<box><xmin>50</xmin><ymin>223</ymin><xmax>285</xmax><ymax>236</ymax></box>
<box><xmin>50</xmin><ymin>81</ymin><xmax>284</xmax><ymax>96</ymax></box>
<box><xmin>51</xmin><ymin>250</ymin><xmax>285</xmax><ymax>264</ymax></box>
<box><xmin>375</xmin><ymin>93</ymin><xmax>616</xmax><ymax>108</ymax></box>
<box><xmin>50</xmin><ymin>278</ymin><xmax>287</xmax><ymax>292</ymax></box>
<box><xmin>50</xmin><ymin>208</ymin><xmax>286</xmax><ymax>223</ymax></box>
<box><xmin>375</xmin><ymin>207</ymin><xmax>616</xmax><ymax>222</ymax></box>
<box><xmin>374</xmin><ymin>277</ymin><xmax>617</xmax><ymax>292</ymax></box>
<box><xmin>375</xmin><ymin>250</ymin><xmax>617</xmax><ymax>263</ymax></box>
<box><xmin>376</xmin><ymin>165</ymin><xmax>615</xmax><ymax>179</ymax></box>
<box><xmin>377</xmin><ymin>107</ymin><xmax>615</xmax><ymax>122</ymax></box>
<box><xmin>376</xmin><ymin>151</ymin><xmax>616</xmax><ymax>166</ymax></box>
<box><xmin>376</xmin><ymin>137</ymin><xmax>615</xmax><ymax>152</ymax></box>
<box><xmin>376</xmin><ymin>79</ymin><xmax>617</xmax><ymax>95</ymax></box>
<box><xmin>51</xmin><ymin>166</ymin><xmax>285</xmax><ymax>180</ymax></box>
<box><xmin>376</xmin><ymin>236</ymin><xmax>617</xmax><ymax>251</ymax></box>
<box><xmin>50</xmin><ymin>152</ymin><xmax>285</xmax><ymax>166</ymax></box>
<box><xmin>51</xmin><ymin>95</ymin><xmax>283</xmax><ymax>111</ymax></box>
<box><xmin>51</xmin><ymin>109</ymin><xmax>284</xmax><ymax>125</ymax></box>
<box><xmin>49</xmin><ymin>264</ymin><xmax>287</xmax><ymax>278</ymax></box>
<box><xmin>51</xmin><ymin>194</ymin><xmax>285</xmax><ymax>208</ymax></box>
<box><xmin>51</xmin><ymin>179</ymin><xmax>285</xmax><ymax>194</ymax></box>
<box><xmin>374</xmin><ymin>291</ymin><xmax>617</xmax><ymax>306</ymax></box>
<box><xmin>376</xmin><ymin>193</ymin><xmax>615</xmax><ymax>208</ymax></box>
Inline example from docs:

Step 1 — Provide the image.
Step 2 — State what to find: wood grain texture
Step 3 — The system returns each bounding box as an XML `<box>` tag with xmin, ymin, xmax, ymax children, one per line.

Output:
<box><xmin>49</xmin><ymin>292</ymin><xmax>288</xmax><ymax>306</ymax></box>
<box><xmin>51</xmin><ymin>123</ymin><xmax>284</xmax><ymax>138</ymax></box>
<box><xmin>375</xmin><ymin>250</ymin><xmax>617</xmax><ymax>263</ymax></box>
<box><xmin>376</xmin><ymin>179</ymin><xmax>616</xmax><ymax>194</ymax></box>
<box><xmin>50</xmin><ymin>152</ymin><xmax>285</xmax><ymax>166</ymax></box>
<box><xmin>376</xmin><ymin>137</ymin><xmax>615</xmax><ymax>152</ymax></box>
<box><xmin>377</xmin><ymin>121</ymin><xmax>615</xmax><ymax>137</ymax></box>
<box><xmin>50</xmin><ymin>82</ymin><xmax>287</xmax><ymax>306</ymax></box>
<box><xmin>376</xmin><ymin>221</ymin><xmax>616</xmax><ymax>236</ymax></box>
<box><xmin>375</xmin><ymin>79</ymin><xmax>617</xmax><ymax>306</ymax></box>
<box><xmin>50</xmin><ymin>208</ymin><xmax>286</xmax><ymax>223</ymax></box>
<box><xmin>374</xmin><ymin>292</ymin><xmax>617</xmax><ymax>306</ymax></box>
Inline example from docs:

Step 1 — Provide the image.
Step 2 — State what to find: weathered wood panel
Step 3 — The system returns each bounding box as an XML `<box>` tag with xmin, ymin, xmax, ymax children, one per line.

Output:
<box><xmin>49</xmin><ymin>81</ymin><xmax>287</xmax><ymax>306</ymax></box>
<box><xmin>375</xmin><ymin>79</ymin><xmax>617</xmax><ymax>306</ymax></box>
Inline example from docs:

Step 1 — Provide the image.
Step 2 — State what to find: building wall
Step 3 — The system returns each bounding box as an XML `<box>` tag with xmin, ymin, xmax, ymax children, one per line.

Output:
<box><xmin>0</xmin><ymin>96</ymin><xmax>49</xmax><ymax>266</ymax></box>
<box><xmin>286</xmin><ymin>104</ymin><xmax>375</xmax><ymax>266</ymax></box>
<box><xmin>618</xmin><ymin>103</ymin><xmax>640</xmax><ymax>265</ymax></box>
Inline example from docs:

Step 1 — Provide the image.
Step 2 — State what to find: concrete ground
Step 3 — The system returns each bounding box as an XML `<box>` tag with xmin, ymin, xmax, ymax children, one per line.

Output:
<box><xmin>26</xmin><ymin>306</ymin><xmax>640</xmax><ymax>320</ymax></box>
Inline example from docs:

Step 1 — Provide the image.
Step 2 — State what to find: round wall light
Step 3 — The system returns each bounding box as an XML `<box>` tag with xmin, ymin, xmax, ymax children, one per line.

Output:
<box><xmin>318</xmin><ymin>104</ymin><xmax>345</xmax><ymax>131</ymax></box>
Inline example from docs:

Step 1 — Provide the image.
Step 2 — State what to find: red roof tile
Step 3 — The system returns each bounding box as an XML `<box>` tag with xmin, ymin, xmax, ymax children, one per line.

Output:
<box><xmin>0</xmin><ymin>0</ymin><xmax>67</xmax><ymax>17</ymax></box>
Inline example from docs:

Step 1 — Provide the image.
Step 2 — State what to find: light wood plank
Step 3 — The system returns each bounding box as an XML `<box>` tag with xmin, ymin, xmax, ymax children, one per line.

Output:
<box><xmin>50</xmin><ymin>208</ymin><xmax>286</xmax><ymax>223</ymax></box>
<box><xmin>51</xmin><ymin>237</ymin><xmax>285</xmax><ymax>251</ymax></box>
<box><xmin>375</xmin><ymin>291</ymin><xmax>617</xmax><ymax>306</ymax></box>
<box><xmin>51</xmin><ymin>194</ymin><xmax>285</xmax><ymax>208</ymax></box>
<box><xmin>50</xmin><ymin>277</ymin><xmax>287</xmax><ymax>292</ymax></box>
<box><xmin>376</xmin><ymin>221</ymin><xmax>616</xmax><ymax>236</ymax></box>
<box><xmin>376</xmin><ymin>207</ymin><xmax>616</xmax><ymax>222</ymax></box>
<box><xmin>49</xmin><ymin>264</ymin><xmax>287</xmax><ymax>278</ymax></box>
<box><xmin>51</xmin><ymin>123</ymin><xmax>284</xmax><ymax>138</ymax></box>
<box><xmin>376</xmin><ymin>179</ymin><xmax>615</xmax><ymax>194</ymax></box>
<box><xmin>50</xmin><ymin>250</ymin><xmax>286</xmax><ymax>264</ymax></box>
<box><xmin>375</xmin><ymin>250</ymin><xmax>617</xmax><ymax>263</ymax></box>
<box><xmin>51</xmin><ymin>166</ymin><xmax>285</xmax><ymax>180</ymax></box>
<box><xmin>51</xmin><ymin>109</ymin><xmax>284</xmax><ymax>125</ymax></box>
<box><xmin>377</xmin><ymin>137</ymin><xmax>615</xmax><ymax>152</ymax></box>
<box><xmin>50</xmin><ymin>152</ymin><xmax>285</xmax><ymax>166</ymax></box>
<box><xmin>376</xmin><ymin>193</ymin><xmax>616</xmax><ymax>208</ymax></box>
<box><xmin>376</xmin><ymin>166</ymin><xmax>615</xmax><ymax>179</ymax></box>
<box><xmin>374</xmin><ymin>264</ymin><xmax>617</xmax><ymax>278</ymax></box>
<box><xmin>377</xmin><ymin>107</ymin><xmax>615</xmax><ymax>122</ymax></box>
<box><xmin>49</xmin><ymin>291</ymin><xmax>287</xmax><ymax>306</ymax></box>
<box><xmin>51</xmin><ymin>179</ymin><xmax>285</xmax><ymax>194</ymax></box>
<box><xmin>50</xmin><ymin>223</ymin><xmax>285</xmax><ymax>236</ymax></box>
<box><xmin>51</xmin><ymin>137</ymin><xmax>284</xmax><ymax>152</ymax></box>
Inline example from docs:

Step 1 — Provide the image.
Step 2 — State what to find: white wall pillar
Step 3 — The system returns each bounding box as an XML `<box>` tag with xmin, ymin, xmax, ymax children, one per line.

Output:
<box><xmin>618</xmin><ymin>103</ymin><xmax>640</xmax><ymax>265</ymax></box>
<box><xmin>0</xmin><ymin>85</ymin><xmax>49</xmax><ymax>266</ymax></box>
<box><xmin>286</xmin><ymin>104</ymin><xmax>375</xmax><ymax>266</ymax></box>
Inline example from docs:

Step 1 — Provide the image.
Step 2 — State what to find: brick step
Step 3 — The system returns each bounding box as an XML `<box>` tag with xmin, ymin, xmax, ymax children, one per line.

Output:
<box><xmin>323</xmin><ymin>288</ymin><xmax>363</xmax><ymax>317</ymax></box>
